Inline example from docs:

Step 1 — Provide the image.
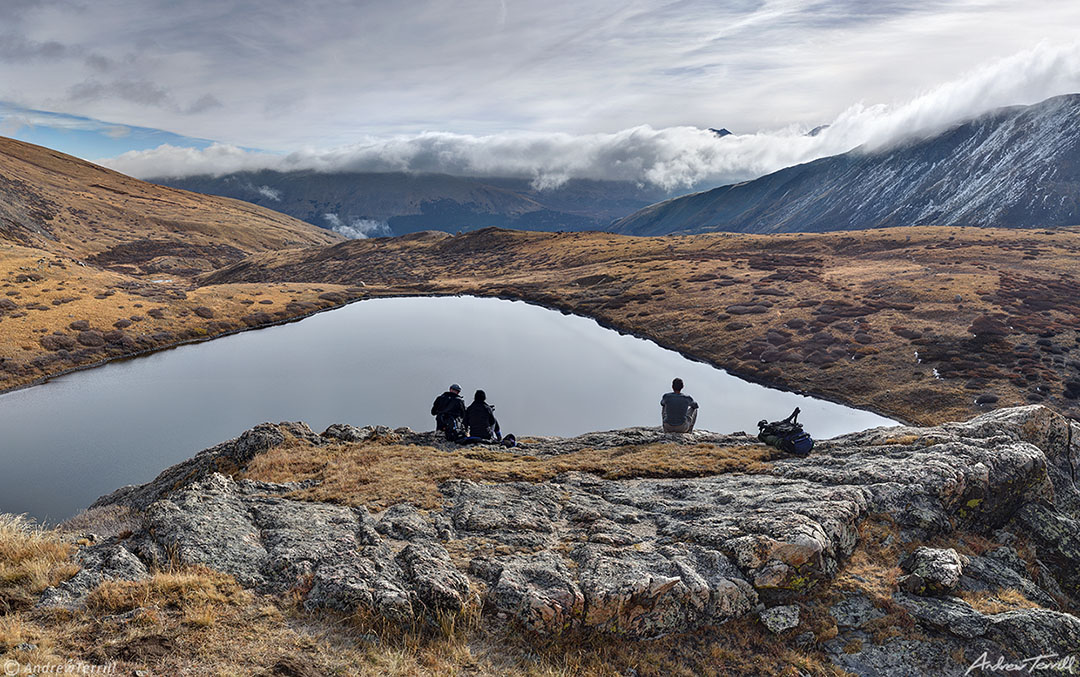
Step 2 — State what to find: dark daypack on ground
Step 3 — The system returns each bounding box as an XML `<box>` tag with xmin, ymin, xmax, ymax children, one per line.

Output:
<box><xmin>757</xmin><ymin>407</ymin><xmax>814</xmax><ymax>457</ymax></box>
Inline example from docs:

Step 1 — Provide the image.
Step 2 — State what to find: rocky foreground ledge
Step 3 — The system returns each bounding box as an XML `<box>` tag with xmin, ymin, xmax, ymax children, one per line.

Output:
<box><xmin>49</xmin><ymin>406</ymin><xmax>1080</xmax><ymax>675</ymax></box>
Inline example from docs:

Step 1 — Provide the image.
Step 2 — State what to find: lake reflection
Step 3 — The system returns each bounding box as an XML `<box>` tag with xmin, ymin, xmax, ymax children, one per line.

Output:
<box><xmin>0</xmin><ymin>296</ymin><xmax>896</xmax><ymax>522</ymax></box>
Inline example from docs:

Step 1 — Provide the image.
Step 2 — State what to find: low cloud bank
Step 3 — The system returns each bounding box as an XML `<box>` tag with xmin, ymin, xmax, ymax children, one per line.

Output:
<box><xmin>323</xmin><ymin>214</ymin><xmax>391</xmax><ymax>239</ymax></box>
<box><xmin>104</xmin><ymin>42</ymin><xmax>1080</xmax><ymax>191</ymax></box>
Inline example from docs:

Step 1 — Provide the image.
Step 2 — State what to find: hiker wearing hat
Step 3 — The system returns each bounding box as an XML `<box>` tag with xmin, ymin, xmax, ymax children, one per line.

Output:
<box><xmin>661</xmin><ymin>377</ymin><xmax>699</xmax><ymax>433</ymax></box>
<box><xmin>431</xmin><ymin>384</ymin><xmax>467</xmax><ymax>441</ymax></box>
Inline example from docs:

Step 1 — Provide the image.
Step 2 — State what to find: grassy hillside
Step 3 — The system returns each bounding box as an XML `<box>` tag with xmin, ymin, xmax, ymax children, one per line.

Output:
<box><xmin>0</xmin><ymin>137</ymin><xmax>364</xmax><ymax>393</ymax></box>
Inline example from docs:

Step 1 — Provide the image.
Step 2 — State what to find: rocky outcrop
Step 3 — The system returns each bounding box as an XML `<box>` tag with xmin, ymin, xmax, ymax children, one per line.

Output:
<box><xmin>47</xmin><ymin>405</ymin><xmax>1080</xmax><ymax>674</ymax></box>
<box><xmin>898</xmin><ymin>547</ymin><xmax>964</xmax><ymax>594</ymax></box>
<box><xmin>89</xmin><ymin>422</ymin><xmax>297</xmax><ymax>511</ymax></box>
<box><xmin>38</xmin><ymin>543</ymin><xmax>149</xmax><ymax>608</ymax></box>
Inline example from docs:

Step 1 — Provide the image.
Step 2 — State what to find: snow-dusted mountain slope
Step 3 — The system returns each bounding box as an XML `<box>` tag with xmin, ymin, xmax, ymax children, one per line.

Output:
<box><xmin>613</xmin><ymin>94</ymin><xmax>1080</xmax><ymax>235</ymax></box>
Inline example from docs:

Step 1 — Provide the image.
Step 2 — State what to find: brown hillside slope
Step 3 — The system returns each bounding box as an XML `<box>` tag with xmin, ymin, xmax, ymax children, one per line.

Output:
<box><xmin>0</xmin><ymin>137</ymin><xmax>364</xmax><ymax>393</ymax></box>
<box><xmin>0</xmin><ymin>136</ymin><xmax>340</xmax><ymax>265</ymax></box>
<box><xmin>204</xmin><ymin>226</ymin><xmax>1080</xmax><ymax>425</ymax></box>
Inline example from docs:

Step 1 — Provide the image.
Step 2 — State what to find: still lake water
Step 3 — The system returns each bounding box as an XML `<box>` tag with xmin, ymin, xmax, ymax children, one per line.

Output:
<box><xmin>0</xmin><ymin>296</ymin><xmax>897</xmax><ymax>522</ymax></box>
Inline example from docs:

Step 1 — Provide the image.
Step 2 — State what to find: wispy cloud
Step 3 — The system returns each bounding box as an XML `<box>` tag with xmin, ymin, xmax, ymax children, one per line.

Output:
<box><xmin>101</xmin><ymin>42</ymin><xmax>1080</xmax><ymax>190</ymax></box>
<box><xmin>1</xmin><ymin>0</ymin><xmax>1079</xmax><ymax>153</ymax></box>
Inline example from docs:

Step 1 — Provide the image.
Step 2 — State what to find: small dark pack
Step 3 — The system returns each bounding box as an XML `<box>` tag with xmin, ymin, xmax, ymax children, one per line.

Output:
<box><xmin>757</xmin><ymin>407</ymin><xmax>814</xmax><ymax>457</ymax></box>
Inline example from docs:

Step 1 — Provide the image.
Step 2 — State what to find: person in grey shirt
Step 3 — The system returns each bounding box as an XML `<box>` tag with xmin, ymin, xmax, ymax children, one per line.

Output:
<box><xmin>661</xmin><ymin>377</ymin><xmax>699</xmax><ymax>433</ymax></box>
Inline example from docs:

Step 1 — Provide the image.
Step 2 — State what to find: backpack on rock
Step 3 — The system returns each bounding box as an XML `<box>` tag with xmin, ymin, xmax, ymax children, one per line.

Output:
<box><xmin>757</xmin><ymin>407</ymin><xmax>814</xmax><ymax>457</ymax></box>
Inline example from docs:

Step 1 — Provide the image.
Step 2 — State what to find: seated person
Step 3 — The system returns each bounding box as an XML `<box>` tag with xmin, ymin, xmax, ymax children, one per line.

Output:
<box><xmin>661</xmin><ymin>377</ymin><xmax>698</xmax><ymax>433</ymax></box>
<box><xmin>431</xmin><ymin>383</ymin><xmax>467</xmax><ymax>440</ymax></box>
<box><xmin>465</xmin><ymin>389</ymin><xmax>501</xmax><ymax>441</ymax></box>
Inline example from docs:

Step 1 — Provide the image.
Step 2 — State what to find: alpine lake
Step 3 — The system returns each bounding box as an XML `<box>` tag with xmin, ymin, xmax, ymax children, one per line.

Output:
<box><xmin>0</xmin><ymin>295</ymin><xmax>897</xmax><ymax>522</ymax></box>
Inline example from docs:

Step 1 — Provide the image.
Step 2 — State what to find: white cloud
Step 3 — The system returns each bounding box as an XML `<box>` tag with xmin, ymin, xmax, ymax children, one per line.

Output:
<box><xmin>100</xmin><ymin>42</ymin><xmax>1080</xmax><ymax>190</ymax></box>
<box><xmin>255</xmin><ymin>184</ymin><xmax>281</xmax><ymax>201</ymax></box>
<box><xmin>323</xmin><ymin>214</ymin><xmax>391</xmax><ymax>239</ymax></box>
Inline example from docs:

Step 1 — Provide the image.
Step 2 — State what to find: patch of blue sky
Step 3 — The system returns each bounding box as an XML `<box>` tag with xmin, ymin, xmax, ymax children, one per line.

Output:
<box><xmin>0</xmin><ymin>102</ymin><xmax>214</xmax><ymax>161</ymax></box>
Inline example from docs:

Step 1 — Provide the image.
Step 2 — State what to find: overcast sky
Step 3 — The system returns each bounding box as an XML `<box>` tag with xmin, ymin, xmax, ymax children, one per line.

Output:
<box><xmin>2</xmin><ymin>0</ymin><xmax>1080</xmax><ymax>188</ymax></box>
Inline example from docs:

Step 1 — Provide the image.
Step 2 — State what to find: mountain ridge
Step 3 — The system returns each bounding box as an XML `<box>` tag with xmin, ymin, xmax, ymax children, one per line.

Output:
<box><xmin>613</xmin><ymin>94</ymin><xmax>1080</xmax><ymax>235</ymax></box>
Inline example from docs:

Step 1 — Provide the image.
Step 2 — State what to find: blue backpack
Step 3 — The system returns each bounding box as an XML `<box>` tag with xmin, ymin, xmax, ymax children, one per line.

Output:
<box><xmin>757</xmin><ymin>407</ymin><xmax>814</xmax><ymax>457</ymax></box>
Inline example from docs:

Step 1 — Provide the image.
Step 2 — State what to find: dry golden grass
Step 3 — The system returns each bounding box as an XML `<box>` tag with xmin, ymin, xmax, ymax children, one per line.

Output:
<box><xmin>832</xmin><ymin>515</ymin><xmax>902</xmax><ymax>603</ymax></box>
<box><xmin>958</xmin><ymin>588</ymin><xmax>1041</xmax><ymax>615</ymax></box>
<box><xmin>879</xmin><ymin>434</ymin><xmax>922</xmax><ymax>446</ymax></box>
<box><xmin>0</xmin><ymin>244</ymin><xmax>364</xmax><ymax>391</ymax></box>
<box><xmin>86</xmin><ymin>566</ymin><xmax>247</xmax><ymax>617</ymax></box>
<box><xmin>329</xmin><ymin>606</ymin><xmax>854</xmax><ymax>677</ymax></box>
<box><xmin>242</xmin><ymin>439</ymin><xmax>776</xmax><ymax>510</ymax></box>
<box><xmin>0</xmin><ymin>514</ymin><xmax>78</xmax><ymax>613</ymax></box>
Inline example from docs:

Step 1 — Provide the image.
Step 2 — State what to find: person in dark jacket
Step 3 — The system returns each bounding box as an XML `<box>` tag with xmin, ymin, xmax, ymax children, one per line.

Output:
<box><xmin>431</xmin><ymin>384</ymin><xmax>467</xmax><ymax>440</ymax></box>
<box><xmin>661</xmin><ymin>377</ymin><xmax>698</xmax><ymax>433</ymax></box>
<box><xmin>465</xmin><ymin>389</ymin><xmax>501</xmax><ymax>440</ymax></box>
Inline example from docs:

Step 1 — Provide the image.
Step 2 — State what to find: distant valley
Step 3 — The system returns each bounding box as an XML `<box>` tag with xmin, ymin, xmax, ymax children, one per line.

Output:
<box><xmin>154</xmin><ymin>171</ymin><xmax>679</xmax><ymax>237</ymax></box>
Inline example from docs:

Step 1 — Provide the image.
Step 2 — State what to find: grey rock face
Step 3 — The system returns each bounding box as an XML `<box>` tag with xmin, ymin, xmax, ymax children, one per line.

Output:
<box><xmin>985</xmin><ymin>608</ymin><xmax>1080</xmax><ymax>657</ymax></box>
<box><xmin>899</xmin><ymin>547</ymin><xmax>964</xmax><ymax>594</ymax></box>
<box><xmin>488</xmin><ymin>552</ymin><xmax>585</xmax><ymax>634</ymax></box>
<box><xmin>322</xmin><ymin>423</ymin><xmax>397</xmax><ymax>443</ymax></box>
<box><xmin>1014</xmin><ymin>502</ymin><xmax>1080</xmax><ymax>598</ymax></box>
<box><xmin>894</xmin><ymin>593</ymin><xmax>989</xmax><ymax>639</ymax></box>
<box><xmin>130</xmin><ymin>474</ymin><xmax>459</xmax><ymax>624</ymax></box>
<box><xmin>571</xmin><ymin>544</ymin><xmax>757</xmax><ymax>636</ymax></box>
<box><xmin>396</xmin><ymin>542</ymin><xmax>472</xmax><ymax>615</ymax></box>
<box><xmin>958</xmin><ymin>550</ymin><xmax>1058</xmax><ymax>609</ymax></box>
<box><xmin>376</xmin><ymin>504</ymin><xmax>438</xmax><ymax>541</ymax></box>
<box><xmin>827</xmin><ymin>637</ymin><xmax>966</xmax><ymax>677</ymax></box>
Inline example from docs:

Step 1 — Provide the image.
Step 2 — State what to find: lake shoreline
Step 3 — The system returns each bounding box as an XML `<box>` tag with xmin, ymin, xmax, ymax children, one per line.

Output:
<box><xmin>1</xmin><ymin>289</ymin><xmax>906</xmax><ymax>427</ymax></box>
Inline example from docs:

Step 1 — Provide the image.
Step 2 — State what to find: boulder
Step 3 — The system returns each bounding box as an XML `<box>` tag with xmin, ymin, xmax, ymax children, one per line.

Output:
<box><xmin>899</xmin><ymin>547</ymin><xmax>964</xmax><ymax>594</ymax></box>
<box><xmin>488</xmin><ymin>552</ymin><xmax>585</xmax><ymax>634</ymax></box>
<box><xmin>376</xmin><ymin>504</ymin><xmax>438</xmax><ymax>541</ymax></box>
<box><xmin>38</xmin><ymin>544</ymin><xmax>149</xmax><ymax>608</ymax></box>
<box><xmin>759</xmin><ymin>604</ymin><xmax>800</xmax><ymax>634</ymax></box>
<box><xmin>894</xmin><ymin>593</ymin><xmax>989</xmax><ymax>639</ymax></box>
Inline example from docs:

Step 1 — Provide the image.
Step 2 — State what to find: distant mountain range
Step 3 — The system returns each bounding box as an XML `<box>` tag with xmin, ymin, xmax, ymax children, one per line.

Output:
<box><xmin>153</xmin><ymin>171</ymin><xmax>679</xmax><ymax>237</ymax></box>
<box><xmin>613</xmin><ymin>94</ymin><xmax>1080</xmax><ymax>235</ymax></box>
